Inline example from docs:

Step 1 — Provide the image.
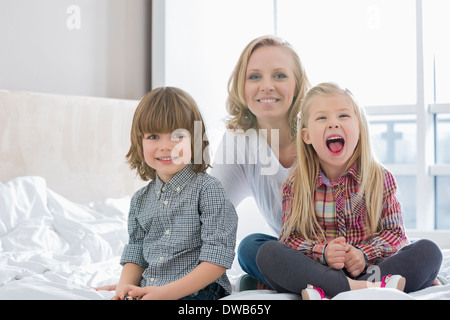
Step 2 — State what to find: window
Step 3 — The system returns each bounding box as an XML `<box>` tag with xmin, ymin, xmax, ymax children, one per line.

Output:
<box><xmin>425</xmin><ymin>0</ymin><xmax>450</xmax><ymax>230</ymax></box>
<box><xmin>157</xmin><ymin>0</ymin><xmax>450</xmax><ymax>230</ymax></box>
<box><xmin>277</xmin><ymin>0</ymin><xmax>417</xmax><ymax>107</ymax></box>
<box><xmin>159</xmin><ymin>0</ymin><xmax>274</xmax><ymax>148</ymax></box>
<box><xmin>436</xmin><ymin>114</ymin><xmax>450</xmax><ymax>165</ymax></box>
<box><xmin>437</xmin><ymin>177</ymin><xmax>450</xmax><ymax>229</ymax></box>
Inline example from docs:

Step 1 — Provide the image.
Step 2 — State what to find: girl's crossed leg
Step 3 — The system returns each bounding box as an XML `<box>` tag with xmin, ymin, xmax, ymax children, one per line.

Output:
<box><xmin>256</xmin><ymin>239</ymin><xmax>442</xmax><ymax>298</ymax></box>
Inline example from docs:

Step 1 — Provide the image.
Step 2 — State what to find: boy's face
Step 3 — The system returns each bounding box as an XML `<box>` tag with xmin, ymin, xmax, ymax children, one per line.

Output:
<box><xmin>142</xmin><ymin>129</ymin><xmax>191</xmax><ymax>183</ymax></box>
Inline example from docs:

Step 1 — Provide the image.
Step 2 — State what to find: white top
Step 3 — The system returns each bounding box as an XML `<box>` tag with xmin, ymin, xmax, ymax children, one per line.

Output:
<box><xmin>210</xmin><ymin>129</ymin><xmax>290</xmax><ymax>234</ymax></box>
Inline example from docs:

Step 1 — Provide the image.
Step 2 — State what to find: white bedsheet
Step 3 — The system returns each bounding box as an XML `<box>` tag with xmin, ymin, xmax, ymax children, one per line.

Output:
<box><xmin>0</xmin><ymin>176</ymin><xmax>449</xmax><ymax>300</ymax></box>
<box><xmin>0</xmin><ymin>176</ymin><xmax>123</xmax><ymax>299</ymax></box>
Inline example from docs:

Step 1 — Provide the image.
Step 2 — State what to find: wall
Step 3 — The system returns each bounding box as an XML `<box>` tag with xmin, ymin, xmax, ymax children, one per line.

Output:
<box><xmin>0</xmin><ymin>0</ymin><xmax>151</xmax><ymax>100</ymax></box>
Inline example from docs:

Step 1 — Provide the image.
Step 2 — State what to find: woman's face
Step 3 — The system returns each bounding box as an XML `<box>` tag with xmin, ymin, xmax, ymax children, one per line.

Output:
<box><xmin>244</xmin><ymin>45</ymin><xmax>297</xmax><ymax>127</ymax></box>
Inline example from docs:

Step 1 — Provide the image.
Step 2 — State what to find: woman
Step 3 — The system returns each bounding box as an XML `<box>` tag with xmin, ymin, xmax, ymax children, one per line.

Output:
<box><xmin>210</xmin><ymin>35</ymin><xmax>310</xmax><ymax>288</ymax></box>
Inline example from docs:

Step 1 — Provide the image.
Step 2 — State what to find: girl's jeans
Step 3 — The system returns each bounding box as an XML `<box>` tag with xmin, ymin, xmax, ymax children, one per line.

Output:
<box><xmin>256</xmin><ymin>239</ymin><xmax>442</xmax><ymax>297</ymax></box>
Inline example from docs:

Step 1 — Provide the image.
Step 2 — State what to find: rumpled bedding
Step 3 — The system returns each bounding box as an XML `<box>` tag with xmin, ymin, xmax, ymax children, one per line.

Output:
<box><xmin>1</xmin><ymin>176</ymin><xmax>449</xmax><ymax>300</ymax></box>
<box><xmin>0</xmin><ymin>176</ymin><xmax>126</xmax><ymax>299</ymax></box>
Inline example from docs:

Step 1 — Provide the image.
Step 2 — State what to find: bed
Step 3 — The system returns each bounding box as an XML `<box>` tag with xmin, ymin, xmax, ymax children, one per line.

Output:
<box><xmin>1</xmin><ymin>90</ymin><xmax>449</xmax><ymax>300</ymax></box>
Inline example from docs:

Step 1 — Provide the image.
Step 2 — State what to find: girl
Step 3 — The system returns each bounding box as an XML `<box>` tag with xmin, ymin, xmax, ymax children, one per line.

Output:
<box><xmin>114</xmin><ymin>87</ymin><xmax>238</xmax><ymax>300</ymax></box>
<box><xmin>256</xmin><ymin>82</ymin><xmax>442</xmax><ymax>299</ymax></box>
<box><xmin>211</xmin><ymin>35</ymin><xmax>310</xmax><ymax>289</ymax></box>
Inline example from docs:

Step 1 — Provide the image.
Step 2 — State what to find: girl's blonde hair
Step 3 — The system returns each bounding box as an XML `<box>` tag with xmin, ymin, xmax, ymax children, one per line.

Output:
<box><xmin>280</xmin><ymin>82</ymin><xmax>385</xmax><ymax>242</ymax></box>
<box><xmin>126</xmin><ymin>87</ymin><xmax>210</xmax><ymax>181</ymax></box>
<box><xmin>226</xmin><ymin>35</ymin><xmax>310</xmax><ymax>140</ymax></box>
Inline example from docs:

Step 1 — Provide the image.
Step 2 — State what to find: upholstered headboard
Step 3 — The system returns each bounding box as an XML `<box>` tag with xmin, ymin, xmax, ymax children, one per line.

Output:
<box><xmin>0</xmin><ymin>90</ymin><xmax>145</xmax><ymax>204</ymax></box>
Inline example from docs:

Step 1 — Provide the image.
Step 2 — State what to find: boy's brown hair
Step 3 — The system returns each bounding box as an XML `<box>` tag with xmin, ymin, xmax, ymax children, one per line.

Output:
<box><xmin>126</xmin><ymin>87</ymin><xmax>210</xmax><ymax>181</ymax></box>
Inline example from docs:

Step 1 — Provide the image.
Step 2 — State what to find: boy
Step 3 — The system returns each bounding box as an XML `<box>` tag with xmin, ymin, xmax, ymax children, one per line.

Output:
<box><xmin>114</xmin><ymin>87</ymin><xmax>237</xmax><ymax>300</ymax></box>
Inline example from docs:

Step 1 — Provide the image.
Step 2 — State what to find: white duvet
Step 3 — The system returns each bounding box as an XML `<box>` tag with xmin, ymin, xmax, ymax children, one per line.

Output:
<box><xmin>0</xmin><ymin>176</ymin><xmax>125</xmax><ymax>299</ymax></box>
<box><xmin>0</xmin><ymin>176</ymin><xmax>449</xmax><ymax>300</ymax></box>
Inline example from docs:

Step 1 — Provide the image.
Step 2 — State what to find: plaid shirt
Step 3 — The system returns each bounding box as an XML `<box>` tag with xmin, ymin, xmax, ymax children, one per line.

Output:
<box><xmin>120</xmin><ymin>165</ymin><xmax>238</xmax><ymax>294</ymax></box>
<box><xmin>281</xmin><ymin>164</ymin><xmax>408</xmax><ymax>266</ymax></box>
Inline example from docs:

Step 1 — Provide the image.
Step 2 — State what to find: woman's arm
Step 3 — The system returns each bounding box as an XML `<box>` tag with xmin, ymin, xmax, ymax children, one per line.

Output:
<box><xmin>210</xmin><ymin>131</ymin><xmax>250</xmax><ymax>207</ymax></box>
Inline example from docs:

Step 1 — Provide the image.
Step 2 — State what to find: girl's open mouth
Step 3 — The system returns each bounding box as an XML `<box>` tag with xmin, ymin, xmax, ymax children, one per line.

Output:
<box><xmin>326</xmin><ymin>135</ymin><xmax>345</xmax><ymax>154</ymax></box>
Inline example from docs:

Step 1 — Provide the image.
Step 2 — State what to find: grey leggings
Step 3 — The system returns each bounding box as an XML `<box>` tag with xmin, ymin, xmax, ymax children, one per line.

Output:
<box><xmin>256</xmin><ymin>239</ymin><xmax>442</xmax><ymax>297</ymax></box>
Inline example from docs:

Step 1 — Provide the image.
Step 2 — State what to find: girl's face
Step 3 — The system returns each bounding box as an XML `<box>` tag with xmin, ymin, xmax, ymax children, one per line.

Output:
<box><xmin>301</xmin><ymin>94</ymin><xmax>360</xmax><ymax>181</ymax></box>
<box><xmin>244</xmin><ymin>45</ymin><xmax>296</xmax><ymax>127</ymax></box>
<box><xmin>142</xmin><ymin>130</ymin><xmax>191</xmax><ymax>183</ymax></box>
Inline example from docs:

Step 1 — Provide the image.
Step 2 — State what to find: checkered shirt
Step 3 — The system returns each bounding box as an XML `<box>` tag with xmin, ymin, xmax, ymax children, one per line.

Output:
<box><xmin>281</xmin><ymin>164</ymin><xmax>408</xmax><ymax>266</ymax></box>
<box><xmin>120</xmin><ymin>165</ymin><xmax>238</xmax><ymax>294</ymax></box>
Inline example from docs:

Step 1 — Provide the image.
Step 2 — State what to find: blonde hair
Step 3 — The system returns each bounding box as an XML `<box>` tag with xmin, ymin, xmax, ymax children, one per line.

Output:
<box><xmin>280</xmin><ymin>82</ymin><xmax>385</xmax><ymax>242</ymax></box>
<box><xmin>126</xmin><ymin>87</ymin><xmax>210</xmax><ymax>181</ymax></box>
<box><xmin>226</xmin><ymin>35</ymin><xmax>310</xmax><ymax>140</ymax></box>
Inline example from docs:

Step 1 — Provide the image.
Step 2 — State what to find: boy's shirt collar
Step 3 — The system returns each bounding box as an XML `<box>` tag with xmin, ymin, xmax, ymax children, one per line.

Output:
<box><xmin>154</xmin><ymin>164</ymin><xmax>194</xmax><ymax>197</ymax></box>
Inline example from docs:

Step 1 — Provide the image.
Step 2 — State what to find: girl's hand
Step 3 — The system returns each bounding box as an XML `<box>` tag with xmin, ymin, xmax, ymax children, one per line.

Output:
<box><xmin>344</xmin><ymin>245</ymin><xmax>366</xmax><ymax>277</ymax></box>
<box><xmin>324</xmin><ymin>237</ymin><xmax>347</xmax><ymax>269</ymax></box>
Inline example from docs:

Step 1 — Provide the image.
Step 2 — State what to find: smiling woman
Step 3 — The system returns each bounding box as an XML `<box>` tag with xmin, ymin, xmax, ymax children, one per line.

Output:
<box><xmin>244</xmin><ymin>45</ymin><xmax>297</xmax><ymax>128</ymax></box>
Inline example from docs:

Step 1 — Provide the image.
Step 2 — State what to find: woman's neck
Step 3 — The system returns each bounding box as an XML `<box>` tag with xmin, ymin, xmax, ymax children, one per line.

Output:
<box><xmin>258</xmin><ymin>120</ymin><xmax>296</xmax><ymax>169</ymax></box>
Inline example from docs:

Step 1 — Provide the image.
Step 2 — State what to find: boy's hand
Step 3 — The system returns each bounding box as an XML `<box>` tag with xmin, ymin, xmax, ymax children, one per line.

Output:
<box><xmin>127</xmin><ymin>285</ymin><xmax>169</xmax><ymax>300</ymax></box>
<box><xmin>324</xmin><ymin>237</ymin><xmax>347</xmax><ymax>269</ymax></box>
<box><xmin>112</xmin><ymin>284</ymin><xmax>136</xmax><ymax>300</ymax></box>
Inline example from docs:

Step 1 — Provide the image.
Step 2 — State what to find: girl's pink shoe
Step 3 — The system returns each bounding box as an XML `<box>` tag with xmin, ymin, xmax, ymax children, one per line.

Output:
<box><xmin>381</xmin><ymin>274</ymin><xmax>406</xmax><ymax>291</ymax></box>
<box><xmin>301</xmin><ymin>284</ymin><xmax>327</xmax><ymax>300</ymax></box>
